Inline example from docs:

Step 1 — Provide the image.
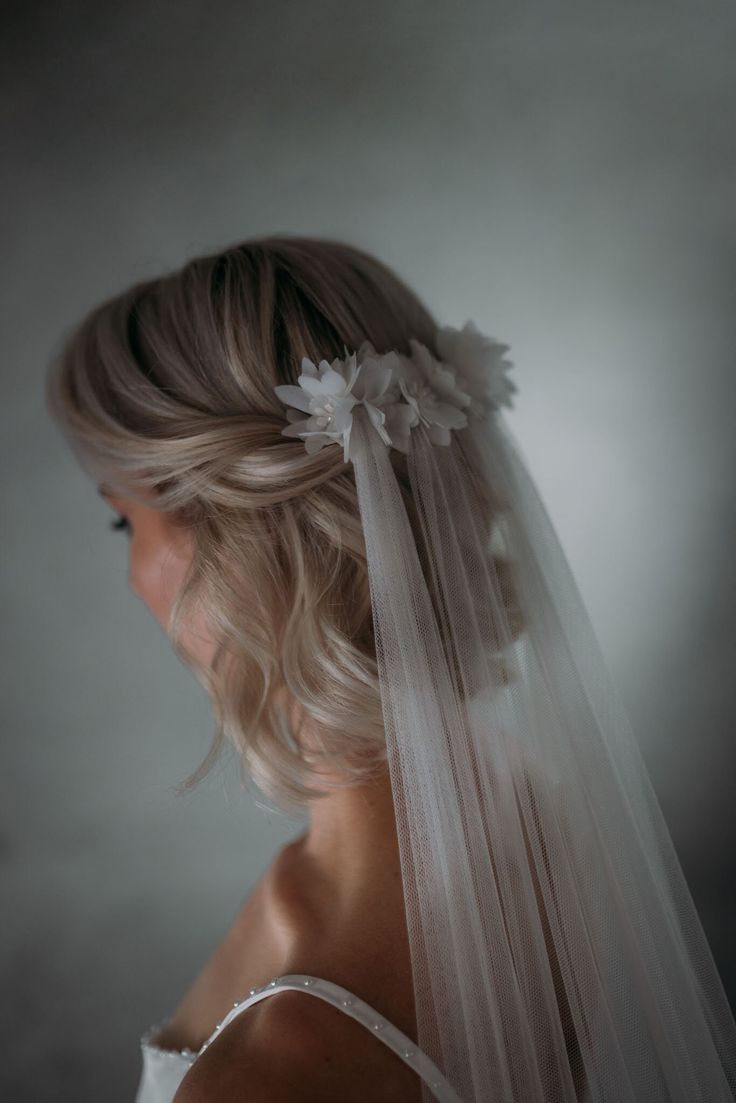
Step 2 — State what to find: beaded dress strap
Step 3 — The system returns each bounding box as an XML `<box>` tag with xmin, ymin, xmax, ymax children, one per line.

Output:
<box><xmin>199</xmin><ymin>973</ymin><xmax>463</xmax><ymax>1103</ymax></box>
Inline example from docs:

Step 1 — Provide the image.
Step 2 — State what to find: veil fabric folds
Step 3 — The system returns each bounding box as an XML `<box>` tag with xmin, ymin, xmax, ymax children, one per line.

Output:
<box><xmin>348</xmin><ymin>404</ymin><xmax>736</xmax><ymax>1103</ymax></box>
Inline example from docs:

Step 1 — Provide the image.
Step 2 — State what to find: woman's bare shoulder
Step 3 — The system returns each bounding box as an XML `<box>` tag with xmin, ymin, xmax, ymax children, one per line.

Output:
<box><xmin>172</xmin><ymin>986</ymin><xmax>424</xmax><ymax>1103</ymax></box>
<box><xmin>155</xmin><ymin>847</ymin><xmax>294</xmax><ymax>1051</ymax></box>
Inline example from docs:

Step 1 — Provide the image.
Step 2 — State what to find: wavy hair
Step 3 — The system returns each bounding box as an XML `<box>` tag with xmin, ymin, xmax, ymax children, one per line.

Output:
<box><xmin>45</xmin><ymin>235</ymin><xmax>517</xmax><ymax>813</ymax></box>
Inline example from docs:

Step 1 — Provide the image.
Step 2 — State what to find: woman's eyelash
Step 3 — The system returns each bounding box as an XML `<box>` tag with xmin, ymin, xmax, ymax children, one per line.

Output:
<box><xmin>110</xmin><ymin>514</ymin><xmax>131</xmax><ymax>534</ymax></box>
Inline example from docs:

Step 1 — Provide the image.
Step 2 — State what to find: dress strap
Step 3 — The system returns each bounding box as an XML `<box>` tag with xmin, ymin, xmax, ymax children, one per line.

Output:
<box><xmin>198</xmin><ymin>973</ymin><xmax>463</xmax><ymax>1103</ymax></box>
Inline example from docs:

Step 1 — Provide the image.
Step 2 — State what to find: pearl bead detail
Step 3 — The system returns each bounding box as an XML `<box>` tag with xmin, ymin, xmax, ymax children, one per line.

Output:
<box><xmin>142</xmin><ymin>975</ymin><xmax>457</xmax><ymax>1102</ymax></box>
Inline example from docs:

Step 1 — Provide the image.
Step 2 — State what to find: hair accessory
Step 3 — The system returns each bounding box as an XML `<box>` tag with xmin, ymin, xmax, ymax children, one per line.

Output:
<box><xmin>272</xmin><ymin>320</ymin><xmax>517</xmax><ymax>462</ymax></box>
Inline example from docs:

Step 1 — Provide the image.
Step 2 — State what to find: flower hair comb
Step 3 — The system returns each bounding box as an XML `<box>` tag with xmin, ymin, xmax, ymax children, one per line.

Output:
<box><xmin>273</xmin><ymin>320</ymin><xmax>517</xmax><ymax>463</ymax></box>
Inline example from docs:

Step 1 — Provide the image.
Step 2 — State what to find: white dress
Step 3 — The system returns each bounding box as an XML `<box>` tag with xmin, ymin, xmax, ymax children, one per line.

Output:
<box><xmin>133</xmin><ymin>972</ymin><xmax>463</xmax><ymax>1103</ymax></box>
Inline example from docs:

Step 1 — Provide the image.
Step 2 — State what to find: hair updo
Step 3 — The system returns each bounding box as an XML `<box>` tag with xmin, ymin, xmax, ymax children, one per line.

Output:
<box><xmin>46</xmin><ymin>235</ymin><xmax>517</xmax><ymax>813</ymax></box>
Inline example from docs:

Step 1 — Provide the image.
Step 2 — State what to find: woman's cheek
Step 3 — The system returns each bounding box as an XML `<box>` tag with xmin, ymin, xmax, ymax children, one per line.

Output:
<box><xmin>129</xmin><ymin>535</ymin><xmax>190</xmax><ymax>629</ymax></box>
<box><xmin>130</xmin><ymin>533</ymin><xmax>217</xmax><ymax>669</ymax></box>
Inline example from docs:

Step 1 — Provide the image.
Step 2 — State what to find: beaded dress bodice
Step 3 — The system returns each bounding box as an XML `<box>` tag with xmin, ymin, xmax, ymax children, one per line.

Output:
<box><xmin>133</xmin><ymin>973</ymin><xmax>462</xmax><ymax>1103</ymax></box>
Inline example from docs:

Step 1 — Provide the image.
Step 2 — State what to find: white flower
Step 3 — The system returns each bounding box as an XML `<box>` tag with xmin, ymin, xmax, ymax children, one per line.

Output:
<box><xmin>273</xmin><ymin>323</ymin><xmax>516</xmax><ymax>461</ymax></box>
<box><xmin>435</xmin><ymin>319</ymin><xmax>517</xmax><ymax>417</ymax></box>
<box><xmin>274</xmin><ymin>342</ymin><xmax>405</xmax><ymax>463</ymax></box>
<box><xmin>394</xmin><ymin>339</ymin><xmax>470</xmax><ymax>447</ymax></box>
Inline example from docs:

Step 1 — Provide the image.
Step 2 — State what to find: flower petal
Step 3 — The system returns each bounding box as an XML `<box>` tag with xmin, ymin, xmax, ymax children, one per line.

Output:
<box><xmin>384</xmin><ymin>401</ymin><xmax>418</xmax><ymax>453</ymax></box>
<box><xmin>355</xmin><ymin>360</ymin><xmax>394</xmax><ymax>402</ymax></box>
<box><xmin>329</xmin><ymin>403</ymin><xmax>355</xmax><ymax>434</ymax></box>
<box><xmin>274</xmin><ymin>384</ymin><xmax>314</xmax><ymax>413</ymax></box>
<box><xmin>341</xmin><ymin>353</ymin><xmax>360</xmax><ymax>391</ymax></box>
<box><xmin>304</xmin><ymin>434</ymin><xmax>330</xmax><ymax>455</ymax></box>
<box><xmin>306</xmin><ymin>412</ymin><xmax>331</xmax><ymax>430</ymax></box>
<box><xmin>320</xmin><ymin>368</ymin><xmax>353</xmax><ymax>395</ymax></box>
<box><xmin>300</xmin><ymin>357</ymin><xmax>320</xmax><ymax>378</ymax></box>
<box><xmin>429</xmin><ymin>401</ymin><xmax>469</xmax><ymax>431</ymax></box>
<box><xmin>398</xmin><ymin>377</ymin><xmax>420</xmax><ymax>410</ymax></box>
<box><xmin>298</xmin><ymin>373</ymin><xmax>330</xmax><ymax>397</ymax></box>
<box><xmin>408</xmin><ymin>338</ymin><xmax>433</xmax><ymax>374</ymax></box>
<box><xmin>427</xmin><ymin>423</ymin><xmax>452</xmax><ymax>446</ymax></box>
<box><xmin>281</xmin><ymin>419</ymin><xmax>312</xmax><ymax>437</ymax></box>
<box><xmin>364</xmin><ymin>401</ymin><xmax>392</xmax><ymax>445</ymax></box>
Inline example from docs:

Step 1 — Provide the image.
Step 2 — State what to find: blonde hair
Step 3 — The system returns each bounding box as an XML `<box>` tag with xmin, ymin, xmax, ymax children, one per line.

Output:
<box><xmin>46</xmin><ymin>235</ymin><xmax>514</xmax><ymax>813</ymax></box>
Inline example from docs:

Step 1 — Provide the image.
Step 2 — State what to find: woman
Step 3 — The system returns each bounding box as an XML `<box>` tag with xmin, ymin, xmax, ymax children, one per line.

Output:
<box><xmin>46</xmin><ymin>236</ymin><xmax>736</xmax><ymax>1102</ymax></box>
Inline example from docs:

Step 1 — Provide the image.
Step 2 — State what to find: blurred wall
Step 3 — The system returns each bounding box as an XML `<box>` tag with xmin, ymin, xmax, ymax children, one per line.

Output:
<box><xmin>2</xmin><ymin>2</ymin><xmax>735</xmax><ymax>1099</ymax></box>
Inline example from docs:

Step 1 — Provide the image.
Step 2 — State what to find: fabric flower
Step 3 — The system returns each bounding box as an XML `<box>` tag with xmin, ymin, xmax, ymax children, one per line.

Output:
<box><xmin>394</xmin><ymin>340</ymin><xmax>470</xmax><ymax>446</ymax></box>
<box><xmin>274</xmin><ymin>343</ymin><xmax>404</xmax><ymax>463</ymax></box>
<box><xmin>273</xmin><ymin>322</ymin><xmax>517</xmax><ymax>460</ymax></box>
<box><xmin>435</xmin><ymin>319</ymin><xmax>517</xmax><ymax>417</ymax></box>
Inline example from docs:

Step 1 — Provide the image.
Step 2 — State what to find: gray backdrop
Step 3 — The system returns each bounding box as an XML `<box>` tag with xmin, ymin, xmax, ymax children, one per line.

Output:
<box><xmin>2</xmin><ymin>2</ymin><xmax>735</xmax><ymax>1100</ymax></box>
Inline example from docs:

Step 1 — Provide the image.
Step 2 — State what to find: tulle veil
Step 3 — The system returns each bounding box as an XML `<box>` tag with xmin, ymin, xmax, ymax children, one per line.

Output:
<box><xmin>346</xmin><ymin>387</ymin><xmax>736</xmax><ymax>1102</ymax></box>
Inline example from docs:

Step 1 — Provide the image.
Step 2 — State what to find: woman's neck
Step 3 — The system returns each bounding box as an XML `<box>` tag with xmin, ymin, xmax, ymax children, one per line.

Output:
<box><xmin>265</xmin><ymin>766</ymin><xmax>407</xmax><ymax>956</ymax></box>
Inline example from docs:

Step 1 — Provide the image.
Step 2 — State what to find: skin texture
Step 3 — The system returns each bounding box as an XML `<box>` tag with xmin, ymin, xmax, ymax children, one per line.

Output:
<box><xmin>99</xmin><ymin>485</ymin><xmax>424</xmax><ymax>1101</ymax></box>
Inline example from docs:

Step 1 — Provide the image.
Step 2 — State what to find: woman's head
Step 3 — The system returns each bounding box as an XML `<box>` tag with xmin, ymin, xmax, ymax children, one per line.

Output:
<box><xmin>46</xmin><ymin>235</ymin><xmax>509</xmax><ymax>813</ymax></box>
